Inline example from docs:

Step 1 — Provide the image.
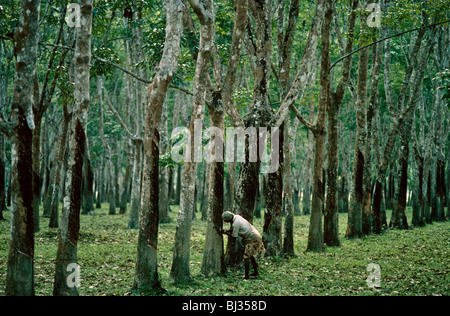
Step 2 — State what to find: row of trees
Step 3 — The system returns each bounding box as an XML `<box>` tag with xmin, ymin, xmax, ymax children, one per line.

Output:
<box><xmin>0</xmin><ymin>0</ymin><xmax>449</xmax><ymax>295</ymax></box>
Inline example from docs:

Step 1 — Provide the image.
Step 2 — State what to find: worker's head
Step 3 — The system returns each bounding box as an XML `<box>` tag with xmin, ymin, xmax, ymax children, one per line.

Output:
<box><xmin>222</xmin><ymin>211</ymin><xmax>234</xmax><ymax>223</ymax></box>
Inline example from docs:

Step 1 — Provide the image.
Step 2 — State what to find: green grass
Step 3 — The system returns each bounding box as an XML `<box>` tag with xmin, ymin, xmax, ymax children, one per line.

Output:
<box><xmin>0</xmin><ymin>204</ymin><xmax>449</xmax><ymax>296</ymax></box>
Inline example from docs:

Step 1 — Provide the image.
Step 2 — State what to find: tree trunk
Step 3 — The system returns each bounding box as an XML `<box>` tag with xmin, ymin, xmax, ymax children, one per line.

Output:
<box><xmin>324</xmin><ymin>95</ymin><xmax>340</xmax><ymax>246</ymax></box>
<box><xmin>346</xmin><ymin>45</ymin><xmax>369</xmax><ymax>239</ymax></box>
<box><xmin>5</xmin><ymin>0</ymin><xmax>41</xmax><ymax>296</ymax></box>
<box><xmin>120</xmin><ymin>139</ymin><xmax>133</xmax><ymax>214</ymax></box>
<box><xmin>302</xmin><ymin>105</ymin><xmax>315</xmax><ymax>215</ymax></box>
<box><xmin>159</xmin><ymin>100</ymin><xmax>171</xmax><ymax>223</ymax></box>
<box><xmin>31</xmin><ymin>105</ymin><xmax>42</xmax><ymax>233</ymax></box>
<box><xmin>412</xmin><ymin>152</ymin><xmax>425</xmax><ymax>227</ymax></box>
<box><xmin>53</xmin><ymin>0</ymin><xmax>92</xmax><ymax>296</ymax></box>
<box><xmin>324</xmin><ymin>0</ymin><xmax>358</xmax><ymax>246</ymax></box>
<box><xmin>98</xmin><ymin>78</ymin><xmax>116</xmax><ymax>215</ymax></box>
<box><xmin>170</xmin><ymin>0</ymin><xmax>212</xmax><ymax>283</ymax></box>
<box><xmin>82</xmin><ymin>139</ymin><xmax>94</xmax><ymax>215</ymax></box>
<box><xmin>246</xmin><ymin>0</ymin><xmax>283</xmax><ymax>258</ymax></box>
<box><xmin>283</xmin><ymin>120</ymin><xmax>295</xmax><ymax>256</ymax></box>
<box><xmin>133</xmin><ymin>0</ymin><xmax>184</xmax><ymax>292</ymax></box>
<box><xmin>128</xmin><ymin>139</ymin><xmax>142</xmax><ymax>228</ymax></box>
<box><xmin>133</xmin><ymin>130</ymin><xmax>161</xmax><ymax>290</ymax></box>
<box><xmin>390</xmin><ymin>113</ymin><xmax>413</xmax><ymax>230</ymax></box>
<box><xmin>0</xmin><ymin>133</ymin><xmax>6</xmax><ymax>219</ymax></box>
<box><xmin>306</xmin><ymin>0</ymin><xmax>331</xmax><ymax>253</ymax></box>
<box><xmin>46</xmin><ymin>105</ymin><xmax>71</xmax><ymax>228</ymax></box>
<box><xmin>264</xmin><ymin>125</ymin><xmax>283</xmax><ymax>257</ymax></box>
<box><xmin>201</xmin><ymin>92</ymin><xmax>226</xmax><ymax>276</ymax></box>
<box><xmin>200</xmin><ymin>164</ymin><xmax>210</xmax><ymax>220</ymax></box>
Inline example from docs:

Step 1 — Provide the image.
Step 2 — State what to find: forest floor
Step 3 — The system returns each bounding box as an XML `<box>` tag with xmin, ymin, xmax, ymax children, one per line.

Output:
<box><xmin>0</xmin><ymin>205</ymin><xmax>448</xmax><ymax>296</ymax></box>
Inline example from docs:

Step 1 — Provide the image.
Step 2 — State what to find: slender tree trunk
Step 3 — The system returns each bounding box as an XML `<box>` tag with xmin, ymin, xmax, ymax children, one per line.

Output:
<box><xmin>47</xmin><ymin>105</ymin><xmax>71</xmax><ymax>228</ymax></box>
<box><xmin>0</xmin><ymin>133</ymin><xmax>6</xmax><ymax>219</ymax></box>
<box><xmin>390</xmin><ymin>113</ymin><xmax>413</xmax><ymax>229</ymax></box>
<box><xmin>283</xmin><ymin>120</ymin><xmax>295</xmax><ymax>256</ymax></box>
<box><xmin>264</xmin><ymin>125</ymin><xmax>283</xmax><ymax>257</ymax></box>
<box><xmin>31</xmin><ymin>106</ymin><xmax>42</xmax><ymax>233</ymax></box>
<box><xmin>159</xmin><ymin>100</ymin><xmax>171</xmax><ymax>223</ymax></box>
<box><xmin>346</xmin><ymin>45</ymin><xmax>369</xmax><ymax>239</ymax></box>
<box><xmin>170</xmin><ymin>0</ymin><xmax>212</xmax><ymax>282</ymax></box>
<box><xmin>128</xmin><ymin>139</ymin><xmax>142</xmax><ymax>228</ymax></box>
<box><xmin>302</xmin><ymin>104</ymin><xmax>315</xmax><ymax>215</ymax></box>
<box><xmin>5</xmin><ymin>0</ymin><xmax>41</xmax><ymax>296</ymax></box>
<box><xmin>133</xmin><ymin>0</ymin><xmax>184</xmax><ymax>291</ymax></box>
<box><xmin>324</xmin><ymin>95</ymin><xmax>340</xmax><ymax>245</ymax></box>
<box><xmin>120</xmin><ymin>139</ymin><xmax>133</xmax><ymax>214</ymax></box>
<box><xmin>306</xmin><ymin>0</ymin><xmax>331</xmax><ymax>252</ymax></box>
<box><xmin>201</xmin><ymin>92</ymin><xmax>226</xmax><ymax>276</ymax></box>
<box><xmin>98</xmin><ymin>78</ymin><xmax>116</xmax><ymax>215</ymax></box>
<box><xmin>254</xmin><ymin>0</ymin><xmax>284</xmax><ymax>258</ymax></box>
<box><xmin>412</xmin><ymin>152</ymin><xmax>425</xmax><ymax>227</ymax></box>
<box><xmin>82</xmin><ymin>139</ymin><xmax>94</xmax><ymax>215</ymax></box>
<box><xmin>324</xmin><ymin>0</ymin><xmax>358</xmax><ymax>246</ymax></box>
<box><xmin>53</xmin><ymin>0</ymin><xmax>92</xmax><ymax>296</ymax></box>
<box><xmin>200</xmin><ymin>164</ymin><xmax>210</xmax><ymax>220</ymax></box>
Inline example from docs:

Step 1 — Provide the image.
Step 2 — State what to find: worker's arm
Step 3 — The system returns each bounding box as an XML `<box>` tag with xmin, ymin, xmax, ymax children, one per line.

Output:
<box><xmin>213</xmin><ymin>226</ymin><xmax>234</xmax><ymax>237</ymax></box>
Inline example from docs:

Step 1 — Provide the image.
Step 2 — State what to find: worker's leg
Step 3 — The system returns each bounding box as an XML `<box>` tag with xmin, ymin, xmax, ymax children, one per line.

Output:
<box><xmin>250</xmin><ymin>256</ymin><xmax>259</xmax><ymax>277</ymax></box>
<box><xmin>244</xmin><ymin>258</ymin><xmax>250</xmax><ymax>279</ymax></box>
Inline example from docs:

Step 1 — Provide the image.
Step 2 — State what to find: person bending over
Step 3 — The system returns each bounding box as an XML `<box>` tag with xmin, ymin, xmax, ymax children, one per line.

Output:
<box><xmin>217</xmin><ymin>211</ymin><xmax>265</xmax><ymax>279</ymax></box>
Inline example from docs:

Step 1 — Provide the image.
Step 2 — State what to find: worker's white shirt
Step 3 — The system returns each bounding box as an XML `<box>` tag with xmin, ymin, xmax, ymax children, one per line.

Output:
<box><xmin>231</xmin><ymin>215</ymin><xmax>261</xmax><ymax>243</ymax></box>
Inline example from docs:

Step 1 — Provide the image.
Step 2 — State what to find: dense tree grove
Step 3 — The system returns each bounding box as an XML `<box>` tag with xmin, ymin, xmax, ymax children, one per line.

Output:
<box><xmin>0</xmin><ymin>0</ymin><xmax>448</xmax><ymax>296</ymax></box>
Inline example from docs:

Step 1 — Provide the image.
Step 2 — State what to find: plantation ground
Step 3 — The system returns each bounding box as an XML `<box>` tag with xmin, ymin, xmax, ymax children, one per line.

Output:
<box><xmin>0</xmin><ymin>205</ymin><xmax>449</xmax><ymax>296</ymax></box>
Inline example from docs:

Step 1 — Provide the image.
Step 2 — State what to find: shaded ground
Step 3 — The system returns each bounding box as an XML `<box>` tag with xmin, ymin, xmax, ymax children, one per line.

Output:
<box><xmin>0</xmin><ymin>205</ymin><xmax>448</xmax><ymax>296</ymax></box>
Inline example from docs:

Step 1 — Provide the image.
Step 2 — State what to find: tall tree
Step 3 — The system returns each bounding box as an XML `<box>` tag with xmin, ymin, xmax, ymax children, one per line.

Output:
<box><xmin>134</xmin><ymin>0</ymin><xmax>184</xmax><ymax>292</ymax></box>
<box><xmin>170</xmin><ymin>0</ymin><xmax>217</xmax><ymax>282</ymax></box>
<box><xmin>200</xmin><ymin>0</ymin><xmax>249</xmax><ymax>276</ymax></box>
<box><xmin>4</xmin><ymin>0</ymin><xmax>41</xmax><ymax>296</ymax></box>
<box><xmin>0</xmin><ymin>133</ymin><xmax>6</xmax><ymax>219</ymax></box>
<box><xmin>324</xmin><ymin>0</ymin><xmax>359</xmax><ymax>246</ymax></box>
<box><xmin>46</xmin><ymin>103</ymin><xmax>71</xmax><ymax>228</ymax></box>
<box><xmin>346</xmin><ymin>11</ymin><xmax>370</xmax><ymax>239</ymax></box>
<box><xmin>98</xmin><ymin>78</ymin><xmax>116</xmax><ymax>215</ymax></box>
<box><xmin>306</xmin><ymin>0</ymin><xmax>332</xmax><ymax>252</ymax></box>
<box><xmin>53</xmin><ymin>0</ymin><xmax>92</xmax><ymax>296</ymax></box>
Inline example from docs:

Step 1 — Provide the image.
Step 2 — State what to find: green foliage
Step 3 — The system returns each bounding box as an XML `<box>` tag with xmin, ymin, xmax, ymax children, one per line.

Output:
<box><xmin>232</xmin><ymin>88</ymin><xmax>253</xmax><ymax>111</ymax></box>
<box><xmin>91</xmin><ymin>46</ymin><xmax>121</xmax><ymax>79</ymax></box>
<box><xmin>435</xmin><ymin>68</ymin><xmax>450</xmax><ymax>105</ymax></box>
<box><xmin>0</xmin><ymin>0</ymin><xmax>18</xmax><ymax>39</ymax></box>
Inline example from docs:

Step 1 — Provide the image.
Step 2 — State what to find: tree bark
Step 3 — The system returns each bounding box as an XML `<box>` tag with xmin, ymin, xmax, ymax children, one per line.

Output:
<box><xmin>201</xmin><ymin>92</ymin><xmax>226</xmax><ymax>276</ymax></box>
<box><xmin>53</xmin><ymin>0</ymin><xmax>92</xmax><ymax>296</ymax></box>
<box><xmin>46</xmin><ymin>105</ymin><xmax>71</xmax><ymax>228</ymax></box>
<box><xmin>81</xmin><ymin>140</ymin><xmax>94</xmax><ymax>215</ymax></box>
<box><xmin>5</xmin><ymin>0</ymin><xmax>41</xmax><ymax>296</ymax></box>
<box><xmin>324</xmin><ymin>0</ymin><xmax>358</xmax><ymax>246</ymax></box>
<box><xmin>98</xmin><ymin>78</ymin><xmax>116</xmax><ymax>215</ymax></box>
<box><xmin>282</xmin><ymin>119</ymin><xmax>295</xmax><ymax>256</ymax></box>
<box><xmin>302</xmin><ymin>103</ymin><xmax>315</xmax><ymax>215</ymax></box>
<box><xmin>0</xmin><ymin>133</ymin><xmax>6</xmax><ymax>219</ymax></box>
<box><xmin>159</xmin><ymin>100</ymin><xmax>171</xmax><ymax>223</ymax></box>
<box><xmin>390</xmin><ymin>112</ymin><xmax>413</xmax><ymax>230</ymax></box>
<box><xmin>133</xmin><ymin>0</ymin><xmax>184</xmax><ymax>292</ymax></box>
<box><xmin>120</xmin><ymin>139</ymin><xmax>133</xmax><ymax>214</ymax></box>
<box><xmin>346</xmin><ymin>44</ymin><xmax>369</xmax><ymax>239</ymax></box>
<box><xmin>128</xmin><ymin>139</ymin><xmax>142</xmax><ymax>228</ymax></box>
<box><xmin>305</xmin><ymin>0</ymin><xmax>331</xmax><ymax>252</ymax></box>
